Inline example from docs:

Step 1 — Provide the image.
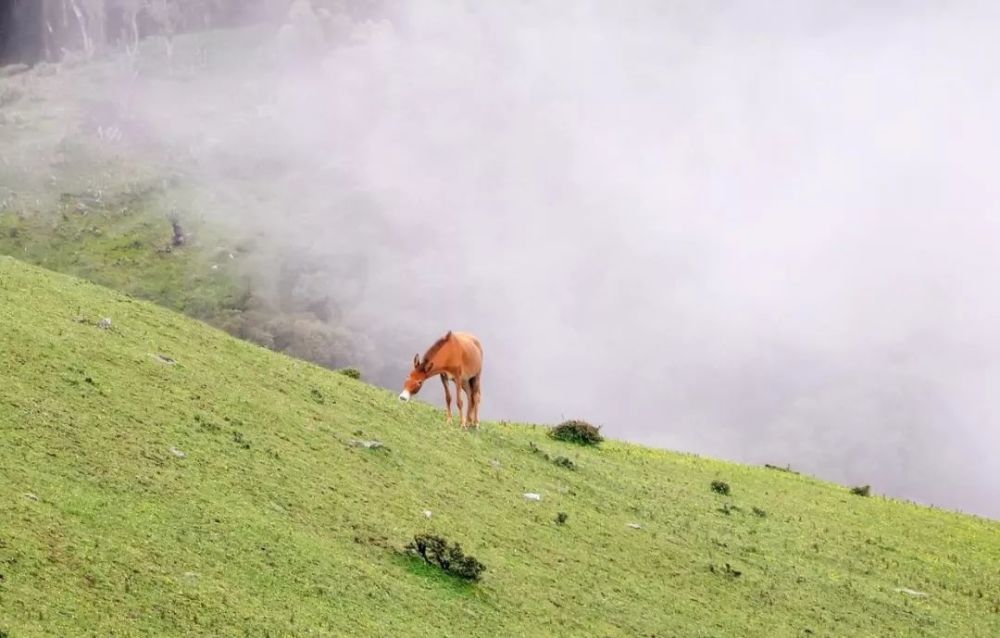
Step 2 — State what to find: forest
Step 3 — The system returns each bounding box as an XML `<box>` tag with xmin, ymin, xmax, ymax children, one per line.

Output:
<box><xmin>0</xmin><ymin>0</ymin><xmax>380</xmax><ymax>65</ymax></box>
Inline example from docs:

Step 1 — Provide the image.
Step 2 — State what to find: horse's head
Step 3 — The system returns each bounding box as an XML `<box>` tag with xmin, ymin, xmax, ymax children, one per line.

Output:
<box><xmin>399</xmin><ymin>354</ymin><xmax>432</xmax><ymax>402</ymax></box>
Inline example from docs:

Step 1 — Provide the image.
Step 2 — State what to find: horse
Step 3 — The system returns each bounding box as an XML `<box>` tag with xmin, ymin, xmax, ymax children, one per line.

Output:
<box><xmin>398</xmin><ymin>331</ymin><xmax>483</xmax><ymax>429</ymax></box>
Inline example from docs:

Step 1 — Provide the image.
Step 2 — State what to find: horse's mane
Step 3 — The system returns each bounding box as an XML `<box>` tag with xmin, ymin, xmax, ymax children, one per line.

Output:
<box><xmin>421</xmin><ymin>331</ymin><xmax>453</xmax><ymax>364</ymax></box>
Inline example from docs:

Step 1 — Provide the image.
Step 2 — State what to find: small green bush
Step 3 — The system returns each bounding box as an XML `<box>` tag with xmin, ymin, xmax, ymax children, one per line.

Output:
<box><xmin>552</xmin><ymin>456</ymin><xmax>576</xmax><ymax>470</ymax></box>
<box><xmin>231</xmin><ymin>430</ymin><xmax>250</xmax><ymax>449</ymax></box>
<box><xmin>338</xmin><ymin>367</ymin><xmax>362</xmax><ymax>380</ymax></box>
<box><xmin>555</xmin><ymin>512</ymin><xmax>569</xmax><ymax>525</ymax></box>
<box><xmin>549</xmin><ymin>419</ymin><xmax>603</xmax><ymax>446</ymax></box>
<box><xmin>711</xmin><ymin>480</ymin><xmax>731</xmax><ymax>496</ymax></box>
<box><xmin>405</xmin><ymin>534</ymin><xmax>486</xmax><ymax>582</ymax></box>
<box><xmin>529</xmin><ymin>442</ymin><xmax>576</xmax><ymax>470</ymax></box>
<box><xmin>752</xmin><ymin>507</ymin><xmax>767</xmax><ymax>518</ymax></box>
<box><xmin>850</xmin><ymin>484</ymin><xmax>871</xmax><ymax>497</ymax></box>
<box><xmin>710</xmin><ymin>562</ymin><xmax>742</xmax><ymax>578</ymax></box>
<box><xmin>764</xmin><ymin>463</ymin><xmax>798</xmax><ymax>474</ymax></box>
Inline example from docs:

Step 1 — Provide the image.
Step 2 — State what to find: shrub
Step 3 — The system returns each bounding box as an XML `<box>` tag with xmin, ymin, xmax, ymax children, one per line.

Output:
<box><xmin>338</xmin><ymin>367</ymin><xmax>361</xmax><ymax>380</ymax></box>
<box><xmin>231</xmin><ymin>430</ymin><xmax>251</xmax><ymax>449</ymax></box>
<box><xmin>850</xmin><ymin>484</ymin><xmax>871</xmax><ymax>497</ymax></box>
<box><xmin>555</xmin><ymin>512</ymin><xmax>569</xmax><ymax>525</ymax></box>
<box><xmin>549</xmin><ymin>419</ymin><xmax>603</xmax><ymax>446</ymax></box>
<box><xmin>405</xmin><ymin>534</ymin><xmax>486</xmax><ymax>582</ymax></box>
<box><xmin>711</xmin><ymin>480</ymin><xmax>731</xmax><ymax>496</ymax></box>
<box><xmin>764</xmin><ymin>463</ymin><xmax>798</xmax><ymax>474</ymax></box>
<box><xmin>552</xmin><ymin>456</ymin><xmax>576</xmax><ymax>470</ymax></box>
<box><xmin>710</xmin><ymin>562</ymin><xmax>743</xmax><ymax>578</ymax></box>
<box><xmin>752</xmin><ymin>507</ymin><xmax>767</xmax><ymax>518</ymax></box>
<box><xmin>529</xmin><ymin>442</ymin><xmax>576</xmax><ymax>470</ymax></box>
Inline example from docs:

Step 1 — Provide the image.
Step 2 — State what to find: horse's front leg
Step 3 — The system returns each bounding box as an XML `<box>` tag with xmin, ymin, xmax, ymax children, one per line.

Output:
<box><xmin>440</xmin><ymin>374</ymin><xmax>453</xmax><ymax>424</ymax></box>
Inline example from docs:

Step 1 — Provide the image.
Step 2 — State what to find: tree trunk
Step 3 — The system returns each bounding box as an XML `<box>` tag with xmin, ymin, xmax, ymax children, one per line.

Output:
<box><xmin>86</xmin><ymin>0</ymin><xmax>107</xmax><ymax>57</ymax></box>
<box><xmin>65</xmin><ymin>0</ymin><xmax>91</xmax><ymax>57</ymax></box>
<box><xmin>124</xmin><ymin>7</ymin><xmax>139</xmax><ymax>58</ymax></box>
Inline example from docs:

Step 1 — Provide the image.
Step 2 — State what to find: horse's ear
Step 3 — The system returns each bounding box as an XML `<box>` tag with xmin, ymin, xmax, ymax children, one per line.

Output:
<box><xmin>445</xmin><ymin>330</ymin><xmax>453</xmax><ymax>340</ymax></box>
<box><xmin>413</xmin><ymin>353</ymin><xmax>420</xmax><ymax>368</ymax></box>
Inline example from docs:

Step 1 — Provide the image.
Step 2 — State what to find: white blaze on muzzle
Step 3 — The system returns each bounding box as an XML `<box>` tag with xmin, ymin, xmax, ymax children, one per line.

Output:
<box><xmin>398</xmin><ymin>390</ymin><xmax>411</xmax><ymax>402</ymax></box>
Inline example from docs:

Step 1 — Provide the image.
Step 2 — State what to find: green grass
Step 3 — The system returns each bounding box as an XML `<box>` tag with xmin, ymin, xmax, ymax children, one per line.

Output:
<box><xmin>0</xmin><ymin>184</ymin><xmax>249</xmax><ymax>326</ymax></box>
<box><xmin>1</xmin><ymin>257</ymin><xmax>998</xmax><ymax>637</ymax></box>
<box><xmin>0</xmin><ymin>41</ymin><xmax>253</xmax><ymax>334</ymax></box>
<box><xmin>0</xmin><ymin>28</ymin><xmax>378</xmax><ymax>375</ymax></box>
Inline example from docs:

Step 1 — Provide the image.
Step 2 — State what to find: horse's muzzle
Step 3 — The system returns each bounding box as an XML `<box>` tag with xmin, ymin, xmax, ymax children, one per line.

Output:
<box><xmin>398</xmin><ymin>390</ymin><xmax>411</xmax><ymax>402</ymax></box>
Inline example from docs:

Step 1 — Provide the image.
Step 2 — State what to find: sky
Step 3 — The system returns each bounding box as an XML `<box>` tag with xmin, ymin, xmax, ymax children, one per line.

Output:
<box><xmin>43</xmin><ymin>0</ymin><xmax>1000</xmax><ymax>517</ymax></box>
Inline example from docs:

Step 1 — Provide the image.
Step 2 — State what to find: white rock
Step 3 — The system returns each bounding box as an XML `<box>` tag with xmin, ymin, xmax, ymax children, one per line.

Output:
<box><xmin>627</xmin><ymin>523</ymin><xmax>642</xmax><ymax>529</ymax></box>
<box><xmin>422</xmin><ymin>510</ymin><xmax>433</xmax><ymax>519</ymax></box>
<box><xmin>349</xmin><ymin>439</ymin><xmax>384</xmax><ymax>449</ymax></box>
<box><xmin>894</xmin><ymin>587</ymin><xmax>929</xmax><ymax>597</ymax></box>
<box><xmin>170</xmin><ymin>446</ymin><xmax>187</xmax><ymax>458</ymax></box>
<box><xmin>523</xmin><ymin>492</ymin><xmax>542</xmax><ymax>501</ymax></box>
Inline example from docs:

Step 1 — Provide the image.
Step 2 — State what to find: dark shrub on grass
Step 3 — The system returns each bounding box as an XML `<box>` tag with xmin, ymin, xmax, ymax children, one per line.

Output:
<box><xmin>850</xmin><ymin>484</ymin><xmax>871</xmax><ymax>497</ymax></box>
<box><xmin>552</xmin><ymin>456</ymin><xmax>576</xmax><ymax>470</ymax></box>
<box><xmin>338</xmin><ymin>367</ymin><xmax>362</xmax><ymax>380</ymax></box>
<box><xmin>555</xmin><ymin>512</ymin><xmax>569</xmax><ymax>525</ymax></box>
<box><xmin>764</xmin><ymin>463</ymin><xmax>798</xmax><ymax>474</ymax></box>
<box><xmin>405</xmin><ymin>534</ymin><xmax>486</xmax><ymax>582</ymax></box>
<box><xmin>711</xmin><ymin>480</ymin><xmax>731</xmax><ymax>496</ymax></box>
<box><xmin>710</xmin><ymin>562</ymin><xmax>742</xmax><ymax>578</ymax></box>
<box><xmin>549</xmin><ymin>419</ymin><xmax>603</xmax><ymax>446</ymax></box>
<box><xmin>529</xmin><ymin>442</ymin><xmax>577</xmax><ymax>470</ymax></box>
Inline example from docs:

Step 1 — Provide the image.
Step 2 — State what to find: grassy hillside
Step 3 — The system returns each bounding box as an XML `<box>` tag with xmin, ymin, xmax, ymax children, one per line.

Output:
<box><xmin>1</xmin><ymin>256</ymin><xmax>998</xmax><ymax>637</ymax></box>
<box><xmin>1</xmin><ymin>27</ymin><xmax>382</xmax><ymax>379</ymax></box>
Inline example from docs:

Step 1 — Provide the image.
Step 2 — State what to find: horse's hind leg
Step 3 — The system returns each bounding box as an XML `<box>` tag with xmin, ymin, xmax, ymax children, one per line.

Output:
<box><xmin>454</xmin><ymin>378</ymin><xmax>466</xmax><ymax>429</ymax></box>
<box><xmin>440</xmin><ymin>373</ymin><xmax>453</xmax><ymax>424</ymax></box>
<box><xmin>469</xmin><ymin>375</ymin><xmax>481</xmax><ymax>428</ymax></box>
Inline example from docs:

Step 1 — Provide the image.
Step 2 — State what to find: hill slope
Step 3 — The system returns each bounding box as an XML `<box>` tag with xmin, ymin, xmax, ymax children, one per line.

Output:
<box><xmin>1</xmin><ymin>256</ymin><xmax>998</xmax><ymax>637</ymax></box>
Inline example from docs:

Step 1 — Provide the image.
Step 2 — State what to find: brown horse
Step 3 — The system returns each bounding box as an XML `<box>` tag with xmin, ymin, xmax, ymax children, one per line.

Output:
<box><xmin>399</xmin><ymin>331</ymin><xmax>483</xmax><ymax>429</ymax></box>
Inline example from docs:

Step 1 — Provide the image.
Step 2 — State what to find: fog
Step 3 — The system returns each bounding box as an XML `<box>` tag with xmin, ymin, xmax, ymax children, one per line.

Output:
<box><xmin>28</xmin><ymin>1</ymin><xmax>1000</xmax><ymax>517</ymax></box>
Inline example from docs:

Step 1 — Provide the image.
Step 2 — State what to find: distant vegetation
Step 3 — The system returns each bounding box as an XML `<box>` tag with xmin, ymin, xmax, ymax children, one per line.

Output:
<box><xmin>0</xmin><ymin>11</ymin><xmax>384</xmax><ymax>378</ymax></box>
<box><xmin>1</xmin><ymin>1</ymin><xmax>386</xmax><ymax>66</ymax></box>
